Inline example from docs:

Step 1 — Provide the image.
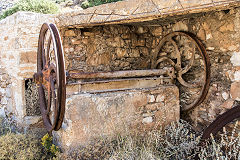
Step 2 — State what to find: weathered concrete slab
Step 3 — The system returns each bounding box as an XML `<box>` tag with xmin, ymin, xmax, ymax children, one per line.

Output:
<box><xmin>56</xmin><ymin>0</ymin><xmax>240</xmax><ymax>28</ymax></box>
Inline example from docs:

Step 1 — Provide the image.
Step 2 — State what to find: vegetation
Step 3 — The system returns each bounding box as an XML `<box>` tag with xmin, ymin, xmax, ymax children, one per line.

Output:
<box><xmin>66</xmin><ymin>120</ymin><xmax>240</xmax><ymax>160</ymax></box>
<box><xmin>81</xmin><ymin>0</ymin><xmax>123</xmax><ymax>9</ymax></box>
<box><xmin>0</xmin><ymin>117</ymin><xmax>60</xmax><ymax>159</ymax></box>
<box><xmin>0</xmin><ymin>116</ymin><xmax>239</xmax><ymax>159</ymax></box>
<box><xmin>0</xmin><ymin>0</ymin><xmax>59</xmax><ymax>20</ymax></box>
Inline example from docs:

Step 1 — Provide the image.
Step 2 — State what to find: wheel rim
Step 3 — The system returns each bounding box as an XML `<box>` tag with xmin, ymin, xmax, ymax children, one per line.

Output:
<box><xmin>152</xmin><ymin>31</ymin><xmax>210</xmax><ymax>111</ymax></box>
<box><xmin>36</xmin><ymin>23</ymin><xmax>66</xmax><ymax>132</ymax></box>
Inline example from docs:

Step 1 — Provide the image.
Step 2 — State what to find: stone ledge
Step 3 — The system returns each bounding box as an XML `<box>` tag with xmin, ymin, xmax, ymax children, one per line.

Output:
<box><xmin>56</xmin><ymin>0</ymin><xmax>240</xmax><ymax>28</ymax></box>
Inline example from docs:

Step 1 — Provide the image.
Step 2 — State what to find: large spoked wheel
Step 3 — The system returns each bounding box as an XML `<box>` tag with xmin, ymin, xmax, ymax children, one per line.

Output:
<box><xmin>152</xmin><ymin>32</ymin><xmax>210</xmax><ymax>111</ymax></box>
<box><xmin>35</xmin><ymin>23</ymin><xmax>66</xmax><ymax>132</ymax></box>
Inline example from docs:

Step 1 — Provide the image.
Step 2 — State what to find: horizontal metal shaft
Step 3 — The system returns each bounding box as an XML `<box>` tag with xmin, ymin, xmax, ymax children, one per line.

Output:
<box><xmin>68</xmin><ymin>68</ymin><xmax>173</xmax><ymax>79</ymax></box>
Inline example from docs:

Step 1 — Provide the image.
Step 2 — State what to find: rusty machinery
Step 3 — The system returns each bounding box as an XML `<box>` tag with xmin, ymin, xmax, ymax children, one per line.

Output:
<box><xmin>33</xmin><ymin>23</ymin><xmax>239</xmax><ymax>141</ymax></box>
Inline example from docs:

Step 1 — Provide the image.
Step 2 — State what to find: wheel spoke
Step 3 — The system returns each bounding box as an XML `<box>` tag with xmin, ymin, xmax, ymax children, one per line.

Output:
<box><xmin>181</xmin><ymin>45</ymin><xmax>195</xmax><ymax>74</ymax></box>
<box><xmin>46</xmin><ymin>35</ymin><xmax>52</xmax><ymax>66</ymax></box>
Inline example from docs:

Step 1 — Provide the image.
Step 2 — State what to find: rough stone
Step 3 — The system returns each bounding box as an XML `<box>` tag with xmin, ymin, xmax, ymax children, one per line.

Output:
<box><xmin>116</xmin><ymin>48</ymin><xmax>128</xmax><ymax>58</ymax></box>
<box><xmin>197</xmin><ymin>28</ymin><xmax>206</xmax><ymax>41</ymax></box>
<box><xmin>65</xmin><ymin>30</ymin><xmax>76</xmax><ymax>37</ymax></box>
<box><xmin>151</xmin><ymin>27</ymin><xmax>163</xmax><ymax>36</ymax></box>
<box><xmin>221</xmin><ymin>99</ymin><xmax>234</xmax><ymax>109</ymax></box>
<box><xmin>230</xmin><ymin>52</ymin><xmax>240</xmax><ymax>66</ymax></box>
<box><xmin>219</xmin><ymin>23</ymin><xmax>234</xmax><ymax>32</ymax></box>
<box><xmin>234</xmin><ymin>70</ymin><xmax>240</xmax><ymax>81</ymax></box>
<box><xmin>145</xmin><ymin>103</ymin><xmax>158</xmax><ymax>111</ymax></box>
<box><xmin>147</xmin><ymin>95</ymin><xmax>155</xmax><ymax>103</ymax></box>
<box><xmin>230</xmin><ymin>82</ymin><xmax>240</xmax><ymax>100</ymax></box>
<box><xmin>20</xmin><ymin>51</ymin><xmax>37</xmax><ymax>64</ymax></box>
<box><xmin>222</xmin><ymin>92</ymin><xmax>229</xmax><ymax>100</ymax></box>
<box><xmin>172</xmin><ymin>21</ymin><xmax>188</xmax><ymax>31</ymax></box>
<box><xmin>142</xmin><ymin>117</ymin><xmax>153</xmax><ymax>124</ymax></box>
<box><xmin>156</xmin><ymin>95</ymin><xmax>165</xmax><ymax>102</ymax></box>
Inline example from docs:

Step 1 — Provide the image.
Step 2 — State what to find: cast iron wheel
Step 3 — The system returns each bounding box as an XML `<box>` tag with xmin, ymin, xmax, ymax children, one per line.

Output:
<box><xmin>201</xmin><ymin>104</ymin><xmax>240</xmax><ymax>140</ymax></box>
<box><xmin>152</xmin><ymin>31</ymin><xmax>210</xmax><ymax>111</ymax></box>
<box><xmin>36</xmin><ymin>23</ymin><xmax>66</xmax><ymax>132</ymax></box>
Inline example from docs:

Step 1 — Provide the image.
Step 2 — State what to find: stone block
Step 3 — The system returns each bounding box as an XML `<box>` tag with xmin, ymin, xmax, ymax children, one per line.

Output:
<box><xmin>66</xmin><ymin>84</ymin><xmax>79</xmax><ymax>95</ymax></box>
<box><xmin>219</xmin><ymin>23</ymin><xmax>234</xmax><ymax>32</ymax></box>
<box><xmin>65</xmin><ymin>30</ymin><xmax>76</xmax><ymax>37</ymax></box>
<box><xmin>151</xmin><ymin>27</ymin><xmax>163</xmax><ymax>36</ymax></box>
<box><xmin>53</xmin><ymin>85</ymin><xmax>179</xmax><ymax>151</ymax></box>
<box><xmin>20</xmin><ymin>51</ymin><xmax>37</xmax><ymax>64</ymax></box>
<box><xmin>230</xmin><ymin>82</ymin><xmax>240</xmax><ymax>100</ymax></box>
<box><xmin>116</xmin><ymin>48</ymin><xmax>128</xmax><ymax>58</ymax></box>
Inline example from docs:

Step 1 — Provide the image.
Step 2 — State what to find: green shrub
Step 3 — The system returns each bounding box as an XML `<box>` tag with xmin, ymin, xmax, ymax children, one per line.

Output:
<box><xmin>41</xmin><ymin>133</ymin><xmax>60</xmax><ymax>157</ymax></box>
<box><xmin>0</xmin><ymin>0</ymin><xmax>59</xmax><ymax>20</ymax></box>
<box><xmin>81</xmin><ymin>0</ymin><xmax>122</xmax><ymax>9</ymax></box>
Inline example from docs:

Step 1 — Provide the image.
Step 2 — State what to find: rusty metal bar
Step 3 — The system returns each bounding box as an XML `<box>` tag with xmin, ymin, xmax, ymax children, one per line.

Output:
<box><xmin>68</xmin><ymin>68</ymin><xmax>174</xmax><ymax>79</ymax></box>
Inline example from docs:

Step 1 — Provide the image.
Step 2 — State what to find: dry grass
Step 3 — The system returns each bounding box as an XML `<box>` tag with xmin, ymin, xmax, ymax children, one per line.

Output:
<box><xmin>64</xmin><ymin>120</ymin><xmax>240</xmax><ymax>160</ymax></box>
<box><xmin>0</xmin><ymin>116</ymin><xmax>239</xmax><ymax>159</ymax></box>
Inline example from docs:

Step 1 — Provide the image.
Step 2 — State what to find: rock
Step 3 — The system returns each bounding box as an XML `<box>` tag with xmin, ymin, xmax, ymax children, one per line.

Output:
<box><xmin>71</xmin><ymin>38</ymin><xmax>81</xmax><ymax>45</ymax></box>
<box><xmin>172</xmin><ymin>21</ymin><xmax>188</xmax><ymax>31</ymax></box>
<box><xmin>139</xmin><ymin>47</ymin><xmax>149</xmax><ymax>57</ymax></box>
<box><xmin>116</xmin><ymin>48</ymin><xmax>128</xmax><ymax>58</ymax></box>
<box><xmin>230</xmin><ymin>52</ymin><xmax>240</xmax><ymax>66</ymax></box>
<box><xmin>107</xmin><ymin>37</ymin><xmax>125</xmax><ymax>47</ymax></box>
<box><xmin>147</xmin><ymin>95</ymin><xmax>155</xmax><ymax>103</ymax></box>
<box><xmin>83</xmin><ymin>32</ymin><xmax>94</xmax><ymax>37</ymax></box>
<box><xmin>197</xmin><ymin>28</ymin><xmax>206</xmax><ymax>41</ymax></box>
<box><xmin>156</xmin><ymin>95</ymin><xmax>165</xmax><ymax>102</ymax></box>
<box><xmin>219</xmin><ymin>23</ymin><xmax>234</xmax><ymax>32</ymax></box>
<box><xmin>20</xmin><ymin>51</ymin><xmax>37</xmax><ymax>64</ymax></box>
<box><xmin>221</xmin><ymin>99</ymin><xmax>234</xmax><ymax>109</ymax></box>
<box><xmin>226</xmin><ymin>70</ymin><xmax>235</xmax><ymax>81</ymax></box>
<box><xmin>230</xmin><ymin>82</ymin><xmax>240</xmax><ymax>100</ymax></box>
<box><xmin>234</xmin><ymin>71</ymin><xmax>240</xmax><ymax>82</ymax></box>
<box><xmin>222</xmin><ymin>92</ymin><xmax>229</xmax><ymax>100</ymax></box>
<box><xmin>145</xmin><ymin>104</ymin><xmax>158</xmax><ymax>111</ymax></box>
<box><xmin>129</xmin><ymin>49</ymin><xmax>140</xmax><ymax>57</ymax></box>
<box><xmin>65</xmin><ymin>30</ymin><xmax>76</xmax><ymax>37</ymax></box>
<box><xmin>142</xmin><ymin>117</ymin><xmax>153</xmax><ymax>124</ymax></box>
<box><xmin>132</xmin><ymin>38</ymin><xmax>145</xmax><ymax>47</ymax></box>
<box><xmin>152</xmin><ymin>27</ymin><xmax>163</xmax><ymax>36</ymax></box>
<box><xmin>136</xmin><ymin>26</ymin><xmax>148</xmax><ymax>34</ymax></box>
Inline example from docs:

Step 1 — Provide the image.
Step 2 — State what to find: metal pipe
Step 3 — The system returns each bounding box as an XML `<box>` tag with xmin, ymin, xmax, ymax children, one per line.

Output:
<box><xmin>68</xmin><ymin>68</ymin><xmax>173</xmax><ymax>79</ymax></box>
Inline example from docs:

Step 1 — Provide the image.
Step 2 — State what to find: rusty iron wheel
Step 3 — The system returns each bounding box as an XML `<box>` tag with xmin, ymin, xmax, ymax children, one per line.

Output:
<box><xmin>152</xmin><ymin>31</ymin><xmax>210</xmax><ymax>111</ymax></box>
<box><xmin>36</xmin><ymin>23</ymin><xmax>66</xmax><ymax>132</ymax></box>
<box><xmin>201</xmin><ymin>104</ymin><xmax>240</xmax><ymax>140</ymax></box>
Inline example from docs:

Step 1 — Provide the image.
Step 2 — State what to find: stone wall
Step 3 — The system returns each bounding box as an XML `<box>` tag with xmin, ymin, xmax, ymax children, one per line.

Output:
<box><xmin>0</xmin><ymin>11</ymin><xmax>55</xmax><ymax>127</ymax></box>
<box><xmin>61</xmin><ymin>25</ymin><xmax>152</xmax><ymax>73</ymax></box>
<box><xmin>61</xmin><ymin>7</ymin><xmax>240</xmax><ymax>130</ymax></box>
